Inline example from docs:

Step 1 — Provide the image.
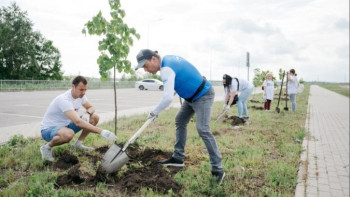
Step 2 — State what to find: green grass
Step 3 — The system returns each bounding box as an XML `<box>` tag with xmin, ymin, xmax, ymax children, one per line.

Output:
<box><xmin>0</xmin><ymin>85</ymin><xmax>310</xmax><ymax>196</ymax></box>
<box><xmin>319</xmin><ymin>83</ymin><xmax>349</xmax><ymax>97</ymax></box>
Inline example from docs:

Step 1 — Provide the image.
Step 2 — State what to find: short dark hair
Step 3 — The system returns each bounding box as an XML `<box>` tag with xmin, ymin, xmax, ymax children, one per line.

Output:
<box><xmin>72</xmin><ymin>76</ymin><xmax>87</xmax><ymax>86</ymax></box>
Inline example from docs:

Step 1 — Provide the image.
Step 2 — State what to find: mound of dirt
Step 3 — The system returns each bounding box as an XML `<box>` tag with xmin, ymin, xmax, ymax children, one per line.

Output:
<box><xmin>53</xmin><ymin>145</ymin><xmax>182</xmax><ymax>195</ymax></box>
<box><xmin>249</xmin><ymin>99</ymin><xmax>261</xmax><ymax>103</ymax></box>
<box><xmin>223</xmin><ymin>115</ymin><xmax>245</xmax><ymax>126</ymax></box>
<box><xmin>250</xmin><ymin>106</ymin><xmax>264</xmax><ymax>110</ymax></box>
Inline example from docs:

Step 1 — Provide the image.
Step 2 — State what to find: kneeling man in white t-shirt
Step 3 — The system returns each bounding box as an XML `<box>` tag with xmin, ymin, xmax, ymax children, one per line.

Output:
<box><xmin>40</xmin><ymin>76</ymin><xmax>116</xmax><ymax>161</ymax></box>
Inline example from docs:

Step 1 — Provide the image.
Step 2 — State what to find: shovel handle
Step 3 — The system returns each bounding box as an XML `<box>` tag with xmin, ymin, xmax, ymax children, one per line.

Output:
<box><xmin>122</xmin><ymin>118</ymin><xmax>154</xmax><ymax>151</ymax></box>
<box><xmin>215</xmin><ymin>109</ymin><xmax>228</xmax><ymax>122</ymax></box>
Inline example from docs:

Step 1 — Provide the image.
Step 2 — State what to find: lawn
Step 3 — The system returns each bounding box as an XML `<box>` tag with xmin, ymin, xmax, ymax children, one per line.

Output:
<box><xmin>319</xmin><ymin>83</ymin><xmax>349</xmax><ymax>97</ymax></box>
<box><xmin>0</xmin><ymin>85</ymin><xmax>310</xmax><ymax>196</ymax></box>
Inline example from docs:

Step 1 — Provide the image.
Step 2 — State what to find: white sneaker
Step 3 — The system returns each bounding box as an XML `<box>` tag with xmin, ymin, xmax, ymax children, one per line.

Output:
<box><xmin>40</xmin><ymin>145</ymin><xmax>54</xmax><ymax>161</ymax></box>
<box><xmin>101</xmin><ymin>130</ymin><xmax>117</xmax><ymax>142</ymax></box>
<box><xmin>72</xmin><ymin>143</ymin><xmax>94</xmax><ymax>151</ymax></box>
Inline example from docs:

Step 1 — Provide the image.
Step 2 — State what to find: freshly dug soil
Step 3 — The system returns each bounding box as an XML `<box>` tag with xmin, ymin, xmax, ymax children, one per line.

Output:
<box><xmin>53</xmin><ymin>145</ymin><xmax>182</xmax><ymax>195</ymax></box>
<box><xmin>250</xmin><ymin>106</ymin><xmax>264</xmax><ymax>110</ymax></box>
<box><xmin>223</xmin><ymin>115</ymin><xmax>245</xmax><ymax>126</ymax></box>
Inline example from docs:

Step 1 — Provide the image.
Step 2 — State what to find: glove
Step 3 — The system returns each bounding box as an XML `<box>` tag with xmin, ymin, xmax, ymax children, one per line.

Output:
<box><xmin>100</xmin><ymin>130</ymin><xmax>117</xmax><ymax>142</ymax></box>
<box><xmin>225</xmin><ymin>105</ymin><xmax>230</xmax><ymax>111</ymax></box>
<box><xmin>147</xmin><ymin>112</ymin><xmax>158</xmax><ymax>120</ymax></box>
<box><xmin>223</xmin><ymin>104</ymin><xmax>228</xmax><ymax>110</ymax></box>
<box><xmin>80</xmin><ymin>114</ymin><xmax>90</xmax><ymax>123</ymax></box>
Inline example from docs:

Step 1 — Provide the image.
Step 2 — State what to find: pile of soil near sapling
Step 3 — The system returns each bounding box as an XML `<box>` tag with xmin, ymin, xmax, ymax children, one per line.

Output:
<box><xmin>52</xmin><ymin>145</ymin><xmax>182</xmax><ymax>195</ymax></box>
<box><xmin>250</xmin><ymin>105</ymin><xmax>264</xmax><ymax>110</ymax></box>
<box><xmin>249</xmin><ymin>99</ymin><xmax>261</xmax><ymax>103</ymax></box>
<box><xmin>223</xmin><ymin>115</ymin><xmax>245</xmax><ymax>126</ymax></box>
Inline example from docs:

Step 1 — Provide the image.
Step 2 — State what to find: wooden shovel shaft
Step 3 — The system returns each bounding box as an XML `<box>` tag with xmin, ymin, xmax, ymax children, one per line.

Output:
<box><xmin>277</xmin><ymin>71</ymin><xmax>285</xmax><ymax>107</ymax></box>
<box><xmin>215</xmin><ymin>109</ymin><xmax>228</xmax><ymax>122</ymax></box>
<box><xmin>122</xmin><ymin>118</ymin><xmax>154</xmax><ymax>152</ymax></box>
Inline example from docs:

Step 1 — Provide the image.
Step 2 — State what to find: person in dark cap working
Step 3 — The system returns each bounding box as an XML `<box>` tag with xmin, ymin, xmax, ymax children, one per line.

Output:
<box><xmin>135</xmin><ymin>49</ymin><xmax>225</xmax><ymax>184</ymax></box>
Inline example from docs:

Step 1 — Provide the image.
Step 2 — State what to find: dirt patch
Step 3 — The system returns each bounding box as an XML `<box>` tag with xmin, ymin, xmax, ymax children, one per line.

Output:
<box><xmin>249</xmin><ymin>99</ymin><xmax>261</xmax><ymax>103</ymax></box>
<box><xmin>250</xmin><ymin>106</ymin><xmax>264</xmax><ymax>110</ymax></box>
<box><xmin>340</xmin><ymin>85</ymin><xmax>349</xmax><ymax>89</ymax></box>
<box><xmin>223</xmin><ymin>115</ymin><xmax>245</xmax><ymax>126</ymax></box>
<box><xmin>53</xmin><ymin>145</ymin><xmax>182</xmax><ymax>195</ymax></box>
<box><xmin>53</xmin><ymin>150</ymin><xmax>79</xmax><ymax>170</ymax></box>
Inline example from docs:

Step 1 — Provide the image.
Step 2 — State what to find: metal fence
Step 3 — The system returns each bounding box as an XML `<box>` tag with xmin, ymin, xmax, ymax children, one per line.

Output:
<box><xmin>0</xmin><ymin>80</ymin><xmax>135</xmax><ymax>91</ymax></box>
<box><xmin>0</xmin><ymin>80</ymin><xmax>223</xmax><ymax>91</ymax></box>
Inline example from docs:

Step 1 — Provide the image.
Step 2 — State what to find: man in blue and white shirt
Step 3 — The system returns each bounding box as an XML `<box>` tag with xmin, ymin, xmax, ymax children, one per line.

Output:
<box><xmin>135</xmin><ymin>49</ymin><xmax>225</xmax><ymax>184</ymax></box>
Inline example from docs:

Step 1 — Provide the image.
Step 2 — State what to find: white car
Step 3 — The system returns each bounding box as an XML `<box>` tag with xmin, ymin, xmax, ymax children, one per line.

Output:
<box><xmin>135</xmin><ymin>79</ymin><xmax>164</xmax><ymax>91</ymax></box>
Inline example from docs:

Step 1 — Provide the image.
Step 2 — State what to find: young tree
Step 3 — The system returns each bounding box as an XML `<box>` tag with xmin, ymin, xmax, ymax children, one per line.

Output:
<box><xmin>278</xmin><ymin>68</ymin><xmax>283</xmax><ymax>81</ymax></box>
<box><xmin>0</xmin><ymin>3</ymin><xmax>63</xmax><ymax>80</ymax></box>
<box><xmin>83</xmin><ymin>0</ymin><xmax>140</xmax><ymax>134</ymax></box>
<box><xmin>253</xmin><ymin>68</ymin><xmax>276</xmax><ymax>87</ymax></box>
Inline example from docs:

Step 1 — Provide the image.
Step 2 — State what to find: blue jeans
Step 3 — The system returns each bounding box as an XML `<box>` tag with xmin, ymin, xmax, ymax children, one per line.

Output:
<box><xmin>289</xmin><ymin>94</ymin><xmax>296</xmax><ymax>112</ymax></box>
<box><xmin>41</xmin><ymin>122</ymin><xmax>81</xmax><ymax>142</ymax></box>
<box><xmin>237</xmin><ymin>86</ymin><xmax>254</xmax><ymax>118</ymax></box>
<box><xmin>173</xmin><ymin>87</ymin><xmax>223</xmax><ymax>172</ymax></box>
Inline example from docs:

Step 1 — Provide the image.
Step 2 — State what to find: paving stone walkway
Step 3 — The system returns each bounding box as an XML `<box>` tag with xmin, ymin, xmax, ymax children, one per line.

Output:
<box><xmin>295</xmin><ymin>85</ymin><xmax>349</xmax><ymax>197</ymax></box>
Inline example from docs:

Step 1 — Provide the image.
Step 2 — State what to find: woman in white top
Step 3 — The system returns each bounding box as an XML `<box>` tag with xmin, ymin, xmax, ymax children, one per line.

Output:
<box><xmin>287</xmin><ymin>69</ymin><xmax>298</xmax><ymax>112</ymax></box>
<box><xmin>222</xmin><ymin>74</ymin><xmax>254</xmax><ymax>120</ymax></box>
<box><xmin>263</xmin><ymin>73</ymin><xmax>274</xmax><ymax>110</ymax></box>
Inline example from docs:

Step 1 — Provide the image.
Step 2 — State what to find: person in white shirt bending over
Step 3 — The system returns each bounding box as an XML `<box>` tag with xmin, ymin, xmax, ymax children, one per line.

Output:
<box><xmin>40</xmin><ymin>76</ymin><xmax>116</xmax><ymax>161</ymax></box>
<box><xmin>222</xmin><ymin>74</ymin><xmax>254</xmax><ymax>121</ymax></box>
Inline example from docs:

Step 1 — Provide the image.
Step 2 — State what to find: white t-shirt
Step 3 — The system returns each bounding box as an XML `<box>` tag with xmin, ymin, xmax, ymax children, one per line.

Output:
<box><xmin>287</xmin><ymin>75</ymin><xmax>298</xmax><ymax>94</ymax></box>
<box><xmin>41</xmin><ymin>90</ymin><xmax>87</xmax><ymax>130</ymax></box>
<box><xmin>224</xmin><ymin>77</ymin><xmax>253</xmax><ymax>97</ymax></box>
<box><xmin>263</xmin><ymin>80</ymin><xmax>274</xmax><ymax>100</ymax></box>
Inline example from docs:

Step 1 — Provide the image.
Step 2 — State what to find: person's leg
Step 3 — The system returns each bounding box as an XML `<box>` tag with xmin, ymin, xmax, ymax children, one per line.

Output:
<box><xmin>172</xmin><ymin>101</ymin><xmax>194</xmax><ymax>161</ymax></box>
<box><xmin>267</xmin><ymin>99</ymin><xmax>271</xmax><ymax>110</ymax></box>
<box><xmin>40</xmin><ymin>126</ymin><xmax>75</xmax><ymax>161</ymax></box>
<box><xmin>192</xmin><ymin>88</ymin><xmax>223</xmax><ymax>173</ymax></box>
<box><xmin>289</xmin><ymin>94</ymin><xmax>296</xmax><ymax>112</ymax></box>
<box><xmin>237</xmin><ymin>87</ymin><xmax>253</xmax><ymax>118</ymax></box>
<box><xmin>77</xmin><ymin>113</ymin><xmax>99</xmax><ymax>141</ymax></box>
<box><xmin>49</xmin><ymin>127</ymin><xmax>75</xmax><ymax>147</ymax></box>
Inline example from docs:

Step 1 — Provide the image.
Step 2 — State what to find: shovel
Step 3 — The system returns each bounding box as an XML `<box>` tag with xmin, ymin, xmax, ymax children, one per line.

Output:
<box><xmin>284</xmin><ymin>72</ymin><xmax>289</xmax><ymax>111</ymax></box>
<box><xmin>276</xmin><ymin>71</ymin><xmax>285</xmax><ymax>113</ymax></box>
<box><xmin>101</xmin><ymin>118</ymin><xmax>154</xmax><ymax>173</ymax></box>
<box><xmin>215</xmin><ymin>109</ymin><xmax>228</xmax><ymax>123</ymax></box>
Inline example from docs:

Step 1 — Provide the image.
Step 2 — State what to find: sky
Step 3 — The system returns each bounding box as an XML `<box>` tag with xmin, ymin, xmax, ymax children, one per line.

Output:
<box><xmin>1</xmin><ymin>0</ymin><xmax>349</xmax><ymax>82</ymax></box>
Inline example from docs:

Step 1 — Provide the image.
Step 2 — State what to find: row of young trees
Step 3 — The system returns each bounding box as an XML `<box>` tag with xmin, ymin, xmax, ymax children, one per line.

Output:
<box><xmin>0</xmin><ymin>3</ymin><xmax>63</xmax><ymax>80</ymax></box>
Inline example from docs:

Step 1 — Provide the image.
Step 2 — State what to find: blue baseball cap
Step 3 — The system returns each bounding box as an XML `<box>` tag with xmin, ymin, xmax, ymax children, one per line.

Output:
<box><xmin>135</xmin><ymin>49</ymin><xmax>156</xmax><ymax>70</ymax></box>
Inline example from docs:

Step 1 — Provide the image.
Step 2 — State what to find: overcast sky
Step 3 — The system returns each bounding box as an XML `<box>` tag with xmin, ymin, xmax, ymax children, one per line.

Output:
<box><xmin>1</xmin><ymin>0</ymin><xmax>349</xmax><ymax>82</ymax></box>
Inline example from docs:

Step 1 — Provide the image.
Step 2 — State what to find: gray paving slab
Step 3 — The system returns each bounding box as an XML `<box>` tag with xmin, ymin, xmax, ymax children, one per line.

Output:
<box><xmin>295</xmin><ymin>85</ymin><xmax>349</xmax><ymax>197</ymax></box>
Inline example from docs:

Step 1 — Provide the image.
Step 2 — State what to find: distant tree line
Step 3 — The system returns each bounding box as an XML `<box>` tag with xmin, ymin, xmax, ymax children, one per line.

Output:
<box><xmin>0</xmin><ymin>3</ymin><xmax>63</xmax><ymax>80</ymax></box>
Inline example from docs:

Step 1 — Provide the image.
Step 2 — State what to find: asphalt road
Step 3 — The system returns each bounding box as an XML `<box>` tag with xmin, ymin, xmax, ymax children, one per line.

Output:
<box><xmin>0</xmin><ymin>86</ymin><xmax>225</xmax><ymax>129</ymax></box>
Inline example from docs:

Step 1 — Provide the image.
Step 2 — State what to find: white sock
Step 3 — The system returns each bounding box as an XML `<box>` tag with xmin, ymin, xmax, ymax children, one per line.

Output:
<box><xmin>44</xmin><ymin>143</ymin><xmax>51</xmax><ymax>149</ymax></box>
<box><xmin>75</xmin><ymin>140</ymin><xmax>83</xmax><ymax>146</ymax></box>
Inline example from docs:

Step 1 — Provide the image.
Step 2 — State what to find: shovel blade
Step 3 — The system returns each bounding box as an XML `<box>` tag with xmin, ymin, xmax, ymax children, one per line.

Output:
<box><xmin>102</xmin><ymin>144</ymin><xmax>130</xmax><ymax>173</ymax></box>
<box><xmin>276</xmin><ymin>107</ymin><xmax>280</xmax><ymax>113</ymax></box>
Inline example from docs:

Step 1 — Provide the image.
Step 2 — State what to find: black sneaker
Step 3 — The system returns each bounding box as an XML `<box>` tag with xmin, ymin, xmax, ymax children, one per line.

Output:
<box><xmin>243</xmin><ymin>117</ymin><xmax>249</xmax><ymax>120</ymax></box>
<box><xmin>159</xmin><ymin>157</ymin><xmax>184</xmax><ymax>167</ymax></box>
<box><xmin>212</xmin><ymin>171</ymin><xmax>226</xmax><ymax>184</ymax></box>
<box><xmin>239</xmin><ymin>117</ymin><xmax>246</xmax><ymax>124</ymax></box>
